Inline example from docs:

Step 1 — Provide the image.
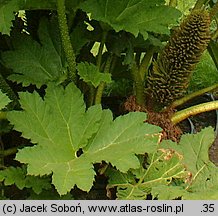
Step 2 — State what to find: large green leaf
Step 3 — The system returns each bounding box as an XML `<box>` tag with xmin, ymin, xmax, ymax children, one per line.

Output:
<box><xmin>8</xmin><ymin>83</ymin><xmax>161</xmax><ymax>194</ymax></box>
<box><xmin>152</xmin><ymin>163</ymin><xmax>218</xmax><ymax>200</ymax></box>
<box><xmin>77</xmin><ymin>62</ymin><xmax>112</xmax><ymax>87</ymax></box>
<box><xmin>107</xmin><ymin>148</ymin><xmax>187</xmax><ymax>199</ymax></box>
<box><xmin>0</xmin><ymin>0</ymin><xmax>18</xmax><ymax>35</ymax></box>
<box><xmin>2</xmin><ymin>18</ymin><xmax>66</xmax><ymax>87</ymax></box>
<box><xmin>164</xmin><ymin>127</ymin><xmax>215</xmax><ymax>175</ymax></box>
<box><xmin>0</xmin><ymin>90</ymin><xmax>11</xmax><ymax>110</ymax></box>
<box><xmin>152</xmin><ymin>171</ymin><xmax>218</xmax><ymax>199</ymax></box>
<box><xmin>80</xmin><ymin>0</ymin><xmax>181</xmax><ymax>39</ymax></box>
<box><xmin>180</xmin><ymin>128</ymin><xmax>218</xmax><ymax>199</ymax></box>
<box><xmin>107</xmin><ymin>128</ymin><xmax>218</xmax><ymax>200</ymax></box>
<box><xmin>159</xmin><ymin>128</ymin><xmax>218</xmax><ymax>200</ymax></box>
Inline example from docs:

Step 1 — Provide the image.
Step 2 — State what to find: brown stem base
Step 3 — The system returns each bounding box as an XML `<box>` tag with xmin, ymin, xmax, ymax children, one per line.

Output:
<box><xmin>123</xmin><ymin>95</ymin><xmax>182</xmax><ymax>142</ymax></box>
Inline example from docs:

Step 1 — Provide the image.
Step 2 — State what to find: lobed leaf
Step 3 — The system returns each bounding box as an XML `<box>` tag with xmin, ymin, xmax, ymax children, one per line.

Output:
<box><xmin>8</xmin><ymin>83</ymin><xmax>161</xmax><ymax>195</ymax></box>
<box><xmin>158</xmin><ymin>128</ymin><xmax>218</xmax><ymax>200</ymax></box>
<box><xmin>162</xmin><ymin>127</ymin><xmax>215</xmax><ymax>175</ymax></box>
<box><xmin>107</xmin><ymin>148</ymin><xmax>187</xmax><ymax>199</ymax></box>
<box><xmin>2</xmin><ymin>19</ymin><xmax>66</xmax><ymax>87</ymax></box>
<box><xmin>80</xmin><ymin>0</ymin><xmax>181</xmax><ymax>39</ymax></box>
<box><xmin>77</xmin><ymin>62</ymin><xmax>112</xmax><ymax>87</ymax></box>
<box><xmin>107</xmin><ymin>128</ymin><xmax>217</xmax><ymax>200</ymax></box>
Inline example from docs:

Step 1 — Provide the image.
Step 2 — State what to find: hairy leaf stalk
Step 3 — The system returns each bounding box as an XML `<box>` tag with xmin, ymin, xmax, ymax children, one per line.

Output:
<box><xmin>57</xmin><ymin>0</ymin><xmax>76</xmax><ymax>82</ymax></box>
<box><xmin>147</xmin><ymin>10</ymin><xmax>211</xmax><ymax>110</ymax></box>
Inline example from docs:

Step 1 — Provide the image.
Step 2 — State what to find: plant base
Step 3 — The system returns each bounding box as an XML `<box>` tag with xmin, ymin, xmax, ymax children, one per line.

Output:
<box><xmin>123</xmin><ymin>95</ymin><xmax>182</xmax><ymax>142</ymax></box>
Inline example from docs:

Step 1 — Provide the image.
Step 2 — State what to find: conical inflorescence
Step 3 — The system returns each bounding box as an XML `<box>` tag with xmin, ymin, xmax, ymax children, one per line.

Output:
<box><xmin>147</xmin><ymin>10</ymin><xmax>211</xmax><ymax>110</ymax></box>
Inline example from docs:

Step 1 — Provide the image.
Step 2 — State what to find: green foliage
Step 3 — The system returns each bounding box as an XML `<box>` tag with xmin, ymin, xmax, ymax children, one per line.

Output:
<box><xmin>166</xmin><ymin>0</ymin><xmax>196</xmax><ymax>14</ymax></box>
<box><xmin>77</xmin><ymin>62</ymin><xmax>112</xmax><ymax>87</ymax></box>
<box><xmin>106</xmin><ymin>128</ymin><xmax>218</xmax><ymax>200</ymax></box>
<box><xmin>7</xmin><ymin>83</ymin><xmax>161</xmax><ymax>195</ymax></box>
<box><xmin>166</xmin><ymin>127</ymin><xmax>214</xmax><ymax>175</ymax></box>
<box><xmin>0</xmin><ymin>0</ymin><xmax>217</xmax><ymax>201</ymax></box>
<box><xmin>189</xmin><ymin>51</ymin><xmax>218</xmax><ymax>92</ymax></box>
<box><xmin>70</xmin><ymin>23</ymin><xmax>90</xmax><ymax>55</ymax></box>
<box><xmin>0</xmin><ymin>0</ymin><xmax>84</xmax><ymax>35</ymax></box>
<box><xmin>80</xmin><ymin>0</ymin><xmax>181</xmax><ymax>39</ymax></box>
<box><xmin>152</xmin><ymin>185</ymin><xmax>185</xmax><ymax>200</ymax></box>
<box><xmin>2</xmin><ymin>18</ymin><xmax>66</xmax><ymax>87</ymax></box>
<box><xmin>0</xmin><ymin>0</ymin><xmax>18</xmax><ymax>35</ymax></box>
<box><xmin>0</xmin><ymin>90</ymin><xmax>11</xmax><ymax>110</ymax></box>
<box><xmin>0</xmin><ymin>90</ymin><xmax>11</xmax><ymax>134</ymax></box>
<box><xmin>107</xmin><ymin>148</ymin><xmax>188</xmax><ymax>199</ymax></box>
<box><xmin>208</xmin><ymin>40</ymin><xmax>218</xmax><ymax>69</ymax></box>
<box><xmin>0</xmin><ymin>166</ymin><xmax>51</xmax><ymax>194</ymax></box>
<box><xmin>103</xmin><ymin>78</ymin><xmax>132</xmax><ymax>97</ymax></box>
